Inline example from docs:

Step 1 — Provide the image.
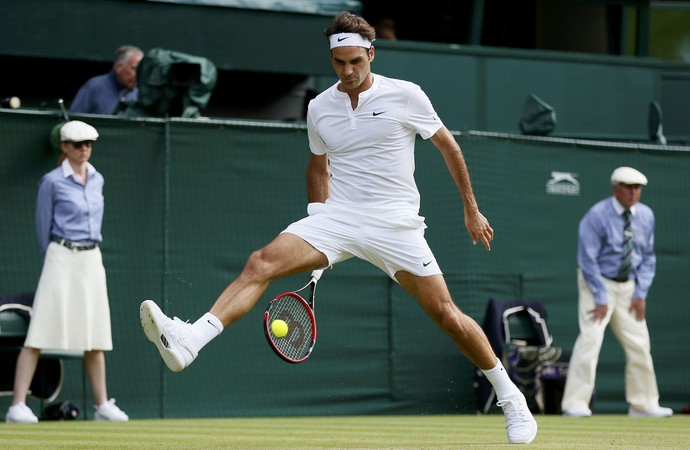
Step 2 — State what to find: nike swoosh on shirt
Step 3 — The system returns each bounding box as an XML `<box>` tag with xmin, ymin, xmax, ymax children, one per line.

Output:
<box><xmin>423</xmin><ymin>260</ymin><xmax>433</xmax><ymax>267</ymax></box>
<box><xmin>373</xmin><ymin>111</ymin><xmax>386</xmax><ymax>116</ymax></box>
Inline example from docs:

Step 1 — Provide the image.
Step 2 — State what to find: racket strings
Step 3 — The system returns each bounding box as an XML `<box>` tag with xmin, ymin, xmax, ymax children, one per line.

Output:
<box><xmin>268</xmin><ymin>294</ymin><xmax>315</xmax><ymax>360</ymax></box>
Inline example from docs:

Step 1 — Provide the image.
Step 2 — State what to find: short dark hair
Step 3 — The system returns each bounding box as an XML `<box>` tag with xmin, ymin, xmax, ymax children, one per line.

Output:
<box><xmin>324</xmin><ymin>11</ymin><xmax>376</xmax><ymax>42</ymax></box>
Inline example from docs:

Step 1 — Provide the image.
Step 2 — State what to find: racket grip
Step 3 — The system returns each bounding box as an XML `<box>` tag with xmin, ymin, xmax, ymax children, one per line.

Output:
<box><xmin>311</xmin><ymin>269</ymin><xmax>325</xmax><ymax>281</ymax></box>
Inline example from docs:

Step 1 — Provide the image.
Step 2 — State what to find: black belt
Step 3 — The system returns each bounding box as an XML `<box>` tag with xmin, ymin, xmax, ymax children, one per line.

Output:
<box><xmin>604</xmin><ymin>275</ymin><xmax>632</xmax><ymax>283</ymax></box>
<box><xmin>51</xmin><ymin>235</ymin><xmax>99</xmax><ymax>251</ymax></box>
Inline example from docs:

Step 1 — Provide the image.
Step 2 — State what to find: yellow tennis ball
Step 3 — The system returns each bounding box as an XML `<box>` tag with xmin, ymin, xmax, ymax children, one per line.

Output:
<box><xmin>271</xmin><ymin>319</ymin><xmax>288</xmax><ymax>338</ymax></box>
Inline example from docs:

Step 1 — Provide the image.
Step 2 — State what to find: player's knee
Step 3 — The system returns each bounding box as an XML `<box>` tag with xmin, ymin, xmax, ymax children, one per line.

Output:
<box><xmin>244</xmin><ymin>248</ymin><xmax>286</xmax><ymax>282</ymax></box>
<box><xmin>243</xmin><ymin>250</ymin><xmax>271</xmax><ymax>279</ymax></box>
<box><xmin>434</xmin><ymin>304</ymin><xmax>468</xmax><ymax>338</ymax></box>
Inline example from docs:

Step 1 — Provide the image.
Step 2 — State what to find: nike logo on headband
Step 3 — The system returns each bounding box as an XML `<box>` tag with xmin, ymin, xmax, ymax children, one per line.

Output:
<box><xmin>330</xmin><ymin>33</ymin><xmax>373</xmax><ymax>49</ymax></box>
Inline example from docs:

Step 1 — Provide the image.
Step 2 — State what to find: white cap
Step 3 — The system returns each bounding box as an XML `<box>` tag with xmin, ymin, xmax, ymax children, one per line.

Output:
<box><xmin>60</xmin><ymin>120</ymin><xmax>99</xmax><ymax>142</ymax></box>
<box><xmin>611</xmin><ymin>166</ymin><xmax>647</xmax><ymax>186</ymax></box>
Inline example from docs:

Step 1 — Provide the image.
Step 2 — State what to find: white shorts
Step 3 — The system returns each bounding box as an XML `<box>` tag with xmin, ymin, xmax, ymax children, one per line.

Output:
<box><xmin>282</xmin><ymin>202</ymin><xmax>442</xmax><ymax>280</ymax></box>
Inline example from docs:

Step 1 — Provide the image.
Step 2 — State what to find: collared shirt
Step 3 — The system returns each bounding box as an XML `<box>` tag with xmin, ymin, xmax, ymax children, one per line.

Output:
<box><xmin>35</xmin><ymin>160</ymin><xmax>104</xmax><ymax>257</ymax></box>
<box><xmin>578</xmin><ymin>196</ymin><xmax>656</xmax><ymax>305</ymax></box>
<box><xmin>306</xmin><ymin>73</ymin><xmax>442</xmax><ymax>219</ymax></box>
<box><xmin>69</xmin><ymin>70</ymin><xmax>138</xmax><ymax>115</ymax></box>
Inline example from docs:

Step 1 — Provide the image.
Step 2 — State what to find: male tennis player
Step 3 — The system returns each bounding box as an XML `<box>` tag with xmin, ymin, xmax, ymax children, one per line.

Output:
<box><xmin>140</xmin><ymin>11</ymin><xmax>537</xmax><ymax>444</ymax></box>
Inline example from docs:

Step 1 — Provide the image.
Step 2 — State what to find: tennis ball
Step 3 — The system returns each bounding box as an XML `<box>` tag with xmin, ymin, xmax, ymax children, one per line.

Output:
<box><xmin>271</xmin><ymin>319</ymin><xmax>288</xmax><ymax>338</ymax></box>
<box><xmin>10</xmin><ymin>97</ymin><xmax>20</xmax><ymax>109</ymax></box>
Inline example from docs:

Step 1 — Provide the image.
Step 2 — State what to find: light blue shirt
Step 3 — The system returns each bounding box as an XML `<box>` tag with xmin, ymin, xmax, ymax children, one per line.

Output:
<box><xmin>578</xmin><ymin>196</ymin><xmax>656</xmax><ymax>305</ymax></box>
<box><xmin>35</xmin><ymin>160</ymin><xmax>104</xmax><ymax>257</ymax></box>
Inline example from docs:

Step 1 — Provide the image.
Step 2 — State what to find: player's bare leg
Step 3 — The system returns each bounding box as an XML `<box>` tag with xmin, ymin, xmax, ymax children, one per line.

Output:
<box><xmin>210</xmin><ymin>233</ymin><xmax>328</xmax><ymax>326</ymax></box>
<box><xmin>140</xmin><ymin>232</ymin><xmax>327</xmax><ymax>372</ymax></box>
<box><xmin>396</xmin><ymin>271</ymin><xmax>537</xmax><ymax>444</ymax></box>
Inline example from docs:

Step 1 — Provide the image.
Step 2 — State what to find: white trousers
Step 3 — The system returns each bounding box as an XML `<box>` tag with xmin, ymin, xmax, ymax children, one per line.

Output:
<box><xmin>561</xmin><ymin>269</ymin><xmax>660</xmax><ymax>412</ymax></box>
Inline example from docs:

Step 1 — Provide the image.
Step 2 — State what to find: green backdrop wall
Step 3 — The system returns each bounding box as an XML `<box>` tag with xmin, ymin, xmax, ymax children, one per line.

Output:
<box><xmin>1</xmin><ymin>110</ymin><xmax>688</xmax><ymax>418</ymax></box>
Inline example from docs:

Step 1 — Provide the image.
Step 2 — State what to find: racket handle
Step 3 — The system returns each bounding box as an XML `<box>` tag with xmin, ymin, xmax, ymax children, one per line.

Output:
<box><xmin>311</xmin><ymin>269</ymin><xmax>325</xmax><ymax>281</ymax></box>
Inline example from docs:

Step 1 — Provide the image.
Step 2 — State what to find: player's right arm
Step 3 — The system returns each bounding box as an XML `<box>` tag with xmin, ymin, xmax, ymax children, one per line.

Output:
<box><xmin>307</xmin><ymin>153</ymin><xmax>330</xmax><ymax>203</ymax></box>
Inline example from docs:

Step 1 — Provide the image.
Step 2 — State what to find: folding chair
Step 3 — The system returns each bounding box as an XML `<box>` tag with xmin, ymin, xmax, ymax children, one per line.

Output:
<box><xmin>474</xmin><ymin>298</ymin><xmax>561</xmax><ymax>414</ymax></box>
<box><xmin>0</xmin><ymin>297</ymin><xmax>86</xmax><ymax>418</ymax></box>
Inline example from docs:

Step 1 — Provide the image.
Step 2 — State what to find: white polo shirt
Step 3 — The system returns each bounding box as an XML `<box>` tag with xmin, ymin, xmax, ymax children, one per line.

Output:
<box><xmin>306</xmin><ymin>74</ymin><xmax>443</xmax><ymax>220</ymax></box>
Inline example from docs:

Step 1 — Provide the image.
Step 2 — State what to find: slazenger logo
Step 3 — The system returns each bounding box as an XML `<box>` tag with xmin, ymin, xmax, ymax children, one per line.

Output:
<box><xmin>546</xmin><ymin>171</ymin><xmax>580</xmax><ymax>196</ymax></box>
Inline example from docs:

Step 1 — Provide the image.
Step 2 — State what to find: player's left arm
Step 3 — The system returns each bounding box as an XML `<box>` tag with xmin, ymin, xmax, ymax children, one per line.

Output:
<box><xmin>430</xmin><ymin>126</ymin><xmax>493</xmax><ymax>251</ymax></box>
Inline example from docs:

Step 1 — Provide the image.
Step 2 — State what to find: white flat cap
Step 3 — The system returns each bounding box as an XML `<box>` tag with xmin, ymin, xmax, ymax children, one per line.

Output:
<box><xmin>611</xmin><ymin>166</ymin><xmax>647</xmax><ymax>186</ymax></box>
<box><xmin>60</xmin><ymin>120</ymin><xmax>99</xmax><ymax>142</ymax></box>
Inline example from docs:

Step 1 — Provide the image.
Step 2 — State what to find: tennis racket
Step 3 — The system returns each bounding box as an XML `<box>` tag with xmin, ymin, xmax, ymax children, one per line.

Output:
<box><xmin>263</xmin><ymin>269</ymin><xmax>324</xmax><ymax>363</ymax></box>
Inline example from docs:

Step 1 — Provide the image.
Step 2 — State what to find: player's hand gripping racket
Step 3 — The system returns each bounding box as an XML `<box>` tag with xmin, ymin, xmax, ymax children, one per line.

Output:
<box><xmin>264</xmin><ymin>269</ymin><xmax>323</xmax><ymax>363</ymax></box>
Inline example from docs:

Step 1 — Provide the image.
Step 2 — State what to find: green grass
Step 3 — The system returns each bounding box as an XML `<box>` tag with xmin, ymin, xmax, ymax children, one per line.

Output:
<box><xmin>2</xmin><ymin>415</ymin><xmax>688</xmax><ymax>449</ymax></box>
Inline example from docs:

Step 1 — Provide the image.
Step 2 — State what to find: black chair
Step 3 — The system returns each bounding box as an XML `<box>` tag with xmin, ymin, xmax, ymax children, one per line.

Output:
<box><xmin>474</xmin><ymin>298</ymin><xmax>561</xmax><ymax>414</ymax></box>
<box><xmin>0</xmin><ymin>295</ymin><xmax>86</xmax><ymax>417</ymax></box>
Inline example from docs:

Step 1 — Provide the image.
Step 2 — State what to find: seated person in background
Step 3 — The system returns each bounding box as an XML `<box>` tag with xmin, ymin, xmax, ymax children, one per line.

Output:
<box><xmin>374</xmin><ymin>17</ymin><xmax>397</xmax><ymax>40</ymax></box>
<box><xmin>69</xmin><ymin>45</ymin><xmax>144</xmax><ymax>115</ymax></box>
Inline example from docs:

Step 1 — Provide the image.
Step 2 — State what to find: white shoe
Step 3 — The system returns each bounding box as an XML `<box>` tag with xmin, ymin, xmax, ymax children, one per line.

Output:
<box><xmin>94</xmin><ymin>398</ymin><xmax>129</xmax><ymax>422</ymax></box>
<box><xmin>628</xmin><ymin>406</ymin><xmax>673</xmax><ymax>418</ymax></box>
<box><xmin>5</xmin><ymin>403</ymin><xmax>38</xmax><ymax>423</ymax></box>
<box><xmin>140</xmin><ymin>300</ymin><xmax>198</xmax><ymax>372</ymax></box>
<box><xmin>497</xmin><ymin>392</ymin><xmax>538</xmax><ymax>444</ymax></box>
<box><xmin>563</xmin><ymin>406</ymin><xmax>593</xmax><ymax>418</ymax></box>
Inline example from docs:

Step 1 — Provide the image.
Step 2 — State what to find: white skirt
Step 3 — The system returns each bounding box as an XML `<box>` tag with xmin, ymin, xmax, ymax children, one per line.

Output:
<box><xmin>25</xmin><ymin>242</ymin><xmax>113</xmax><ymax>351</ymax></box>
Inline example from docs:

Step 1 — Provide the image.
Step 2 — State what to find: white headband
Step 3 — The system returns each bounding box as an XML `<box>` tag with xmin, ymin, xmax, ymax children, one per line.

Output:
<box><xmin>329</xmin><ymin>33</ymin><xmax>373</xmax><ymax>49</ymax></box>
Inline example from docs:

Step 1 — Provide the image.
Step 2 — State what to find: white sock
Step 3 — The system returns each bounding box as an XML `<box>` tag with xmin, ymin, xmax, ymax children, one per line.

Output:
<box><xmin>481</xmin><ymin>358</ymin><xmax>519</xmax><ymax>400</ymax></box>
<box><xmin>190</xmin><ymin>312</ymin><xmax>223</xmax><ymax>350</ymax></box>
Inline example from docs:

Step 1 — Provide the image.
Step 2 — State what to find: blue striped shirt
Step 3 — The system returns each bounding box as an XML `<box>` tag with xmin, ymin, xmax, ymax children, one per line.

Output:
<box><xmin>35</xmin><ymin>160</ymin><xmax>104</xmax><ymax>257</ymax></box>
<box><xmin>578</xmin><ymin>196</ymin><xmax>656</xmax><ymax>305</ymax></box>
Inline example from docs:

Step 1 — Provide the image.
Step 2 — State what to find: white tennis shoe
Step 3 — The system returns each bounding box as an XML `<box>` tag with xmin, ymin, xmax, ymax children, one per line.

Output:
<box><xmin>140</xmin><ymin>300</ymin><xmax>198</xmax><ymax>372</ymax></box>
<box><xmin>562</xmin><ymin>406</ymin><xmax>592</xmax><ymax>418</ymax></box>
<box><xmin>5</xmin><ymin>403</ymin><xmax>38</xmax><ymax>423</ymax></box>
<box><xmin>628</xmin><ymin>406</ymin><xmax>673</xmax><ymax>418</ymax></box>
<box><xmin>497</xmin><ymin>392</ymin><xmax>538</xmax><ymax>444</ymax></box>
<box><xmin>94</xmin><ymin>398</ymin><xmax>129</xmax><ymax>422</ymax></box>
